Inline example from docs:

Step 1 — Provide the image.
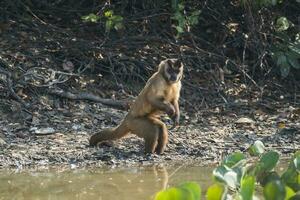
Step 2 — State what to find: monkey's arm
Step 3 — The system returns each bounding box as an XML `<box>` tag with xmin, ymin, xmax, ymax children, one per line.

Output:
<box><xmin>147</xmin><ymin>96</ymin><xmax>175</xmax><ymax>117</ymax></box>
<box><xmin>171</xmin><ymin>99</ymin><xmax>180</xmax><ymax>127</ymax></box>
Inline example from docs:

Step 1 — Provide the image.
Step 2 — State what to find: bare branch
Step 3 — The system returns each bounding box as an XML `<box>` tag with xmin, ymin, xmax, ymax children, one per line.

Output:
<box><xmin>48</xmin><ymin>88</ymin><xmax>132</xmax><ymax>111</ymax></box>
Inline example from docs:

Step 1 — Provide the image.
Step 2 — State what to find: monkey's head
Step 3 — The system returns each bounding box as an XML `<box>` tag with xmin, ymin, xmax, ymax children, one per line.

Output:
<box><xmin>160</xmin><ymin>58</ymin><xmax>184</xmax><ymax>84</ymax></box>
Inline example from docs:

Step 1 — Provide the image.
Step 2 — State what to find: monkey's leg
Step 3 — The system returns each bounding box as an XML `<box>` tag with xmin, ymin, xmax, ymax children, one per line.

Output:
<box><xmin>128</xmin><ymin>117</ymin><xmax>160</xmax><ymax>154</ymax></box>
<box><xmin>150</xmin><ymin>118</ymin><xmax>168</xmax><ymax>154</ymax></box>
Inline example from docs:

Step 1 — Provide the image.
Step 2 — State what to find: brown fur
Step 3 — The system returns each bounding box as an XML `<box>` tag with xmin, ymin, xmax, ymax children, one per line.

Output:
<box><xmin>89</xmin><ymin>58</ymin><xmax>183</xmax><ymax>154</ymax></box>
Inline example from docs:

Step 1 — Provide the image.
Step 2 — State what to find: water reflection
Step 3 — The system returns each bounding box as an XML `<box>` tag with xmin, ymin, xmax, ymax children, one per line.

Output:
<box><xmin>0</xmin><ymin>164</ymin><xmax>213</xmax><ymax>200</ymax></box>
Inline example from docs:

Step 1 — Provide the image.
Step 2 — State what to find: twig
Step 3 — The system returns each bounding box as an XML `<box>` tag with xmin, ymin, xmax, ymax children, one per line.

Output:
<box><xmin>48</xmin><ymin>88</ymin><xmax>131</xmax><ymax>110</ymax></box>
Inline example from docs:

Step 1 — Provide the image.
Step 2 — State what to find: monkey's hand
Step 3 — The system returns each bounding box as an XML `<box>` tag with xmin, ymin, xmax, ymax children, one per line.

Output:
<box><xmin>171</xmin><ymin>112</ymin><xmax>180</xmax><ymax>129</ymax></box>
<box><xmin>166</xmin><ymin>104</ymin><xmax>180</xmax><ymax>129</ymax></box>
<box><xmin>165</xmin><ymin>104</ymin><xmax>176</xmax><ymax>118</ymax></box>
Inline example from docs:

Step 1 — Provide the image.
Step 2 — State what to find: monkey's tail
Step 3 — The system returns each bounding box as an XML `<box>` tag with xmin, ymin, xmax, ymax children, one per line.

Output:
<box><xmin>89</xmin><ymin>120</ymin><xmax>130</xmax><ymax>146</ymax></box>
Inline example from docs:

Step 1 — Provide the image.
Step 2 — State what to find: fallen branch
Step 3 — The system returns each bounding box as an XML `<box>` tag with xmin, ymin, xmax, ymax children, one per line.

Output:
<box><xmin>49</xmin><ymin>88</ymin><xmax>132</xmax><ymax>110</ymax></box>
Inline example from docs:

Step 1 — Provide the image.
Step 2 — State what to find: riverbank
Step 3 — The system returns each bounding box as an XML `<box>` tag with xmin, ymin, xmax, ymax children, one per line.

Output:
<box><xmin>1</xmin><ymin>99</ymin><xmax>299</xmax><ymax>169</ymax></box>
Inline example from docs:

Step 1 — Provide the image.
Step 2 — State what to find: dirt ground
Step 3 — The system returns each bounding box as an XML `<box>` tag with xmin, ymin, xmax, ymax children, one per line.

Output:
<box><xmin>0</xmin><ymin>96</ymin><xmax>299</xmax><ymax>169</ymax></box>
<box><xmin>0</xmin><ymin>14</ymin><xmax>299</xmax><ymax>169</ymax></box>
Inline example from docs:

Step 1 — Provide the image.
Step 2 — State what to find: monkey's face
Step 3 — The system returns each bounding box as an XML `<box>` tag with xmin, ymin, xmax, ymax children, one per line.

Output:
<box><xmin>164</xmin><ymin>59</ymin><xmax>183</xmax><ymax>84</ymax></box>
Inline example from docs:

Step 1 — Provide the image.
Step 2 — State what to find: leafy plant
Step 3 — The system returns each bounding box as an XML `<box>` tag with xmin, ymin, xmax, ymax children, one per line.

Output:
<box><xmin>81</xmin><ymin>13</ymin><xmax>100</xmax><ymax>23</ymax></box>
<box><xmin>153</xmin><ymin>141</ymin><xmax>300</xmax><ymax>200</ymax></box>
<box><xmin>154</xmin><ymin>182</ymin><xmax>201</xmax><ymax>200</ymax></box>
<box><xmin>270</xmin><ymin>29</ymin><xmax>300</xmax><ymax>78</ymax></box>
<box><xmin>171</xmin><ymin>1</ymin><xmax>201</xmax><ymax>37</ymax></box>
<box><xmin>104</xmin><ymin>10</ymin><xmax>123</xmax><ymax>32</ymax></box>
<box><xmin>81</xmin><ymin>10</ymin><xmax>123</xmax><ymax>32</ymax></box>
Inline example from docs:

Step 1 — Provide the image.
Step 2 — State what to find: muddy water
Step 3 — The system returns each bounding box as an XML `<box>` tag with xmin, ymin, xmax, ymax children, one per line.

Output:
<box><xmin>0</xmin><ymin>164</ymin><xmax>213</xmax><ymax>200</ymax></box>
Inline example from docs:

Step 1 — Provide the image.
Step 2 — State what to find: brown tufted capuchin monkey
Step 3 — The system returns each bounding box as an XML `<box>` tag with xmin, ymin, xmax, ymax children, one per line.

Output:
<box><xmin>89</xmin><ymin>58</ymin><xmax>183</xmax><ymax>154</ymax></box>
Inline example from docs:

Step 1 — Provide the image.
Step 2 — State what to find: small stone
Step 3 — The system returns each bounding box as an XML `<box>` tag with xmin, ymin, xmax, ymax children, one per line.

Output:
<box><xmin>72</xmin><ymin>124</ymin><xmax>82</xmax><ymax>130</ymax></box>
<box><xmin>34</xmin><ymin>127</ymin><xmax>55</xmax><ymax>135</ymax></box>
<box><xmin>235</xmin><ymin>117</ymin><xmax>255</xmax><ymax>124</ymax></box>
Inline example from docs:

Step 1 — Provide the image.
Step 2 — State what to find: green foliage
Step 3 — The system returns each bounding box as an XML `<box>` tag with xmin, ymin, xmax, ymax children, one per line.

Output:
<box><xmin>81</xmin><ymin>13</ymin><xmax>100</xmax><ymax>23</ymax></box>
<box><xmin>281</xmin><ymin>151</ymin><xmax>300</xmax><ymax>192</ymax></box>
<box><xmin>263</xmin><ymin>180</ymin><xmax>286</xmax><ymax>200</ymax></box>
<box><xmin>206</xmin><ymin>184</ymin><xmax>224</xmax><ymax>200</ymax></box>
<box><xmin>270</xmin><ymin>15</ymin><xmax>300</xmax><ymax>78</ymax></box>
<box><xmin>276</xmin><ymin>17</ymin><xmax>290</xmax><ymax>32</ymax></box>
<box><xmin>240</xmin><ymin>176</ymin><xmax>255</xmax><ymax>200</ymax></box>
<box><xmin>271</xmin><ymin>37</ymin><xmax>300</xmax><ymax>78</ymax></box>
<box><xmin>154</xmin><ymin>182</ymin><xmax>201</xmax><ymax>200</ymax></box>
<box><xmin>81</xmin><ymin>10</ymin><xmax>123</xmax><ymax>32</ymax></box>
<box><xmin>248</xmin><ymin>140</ymin><xmax>265</xmax><ymax>156</ymax></box>
<box><xmin>222</xmin><ymin>152</ymin><xmax>246</xmax><ymax>168</ymax></box>
<box><xmin>104</xmin><ymin>10</ymin><xmax>123</xmax><ymax>32</ymax></box>
<box><xmin>171</xmin><ymin>1</ymin><xmax>201</xmax><ymax>37</ymax></box>
<box><xmin>154</xmin><ymin>141</ymin><xmax>300</xmax><ymax>199</ymax></box>
<box><xmin>258</xmin><ymin>151</ymin><xmax>279</xmax><ymax>172</ymax></box>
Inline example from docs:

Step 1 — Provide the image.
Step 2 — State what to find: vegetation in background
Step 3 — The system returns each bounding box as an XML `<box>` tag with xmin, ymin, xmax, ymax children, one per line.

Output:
<box><xmin>171</xmin><ymin>1</ymin><xmax>201</xmax><ymax>37</ymax></box>
<box><xmin>79</xmin><ymin>0</ymin><xmax>300</xmax><ymax>79</ymax></box>
<box><xmin>154</xmin><ymin>141</ymin><xmax>300</xmax><ymax>200</ymax></box>
<box><xmin>82</xmin><ymin>9</ymin><xmax>123</xmax><ymax>33</ymax></box>
<box><xmin>0</xmin><ymin>0</ymin><xmax>299</xmax><ymax>114</ymax></box>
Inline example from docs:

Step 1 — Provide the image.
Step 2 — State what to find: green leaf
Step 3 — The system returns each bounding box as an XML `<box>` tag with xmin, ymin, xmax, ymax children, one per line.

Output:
<box><xmin>293</xmin><ymin>154</ymin><xmax>300</xmax><ymax>171</ymax></box>
<box><xmin>104</xmin><ymin>10</ymin><xmax>113</xmax><ymax>18</ymax></box>
<box><xmin>281</xmin><ymin>165</ymin><xmax>298</xmax><ymax>191</ymax></box>
<box><xmin>240</xmin><ymin>176</ymin><xmax>255</xmax><ymax>200</ymax></box>
<box><xmin>178</xmin><ymin>3</ymin><xmax>184</xmax><ymax>11</ymax></box>
<box><xmin>280</xmin><ymin>61</ymin><xmax>291</xmax><ymax>78</ymax></box>
<box><xmin>176</xmin><ymin>26</ymin><xmax>184</xmax><ymax>33</ymax></box>
<box><xmin>259</xmin><ymin>151</ymin><xmax>279</xmax><ymax>172</ymax></box>
<box><xmin>260</xmin><ymin>171</ymin><xmax>281</xmax><ymax>186</ymax></box>
<box><xmin>81</xmin><ymin>13</ymin><xmax>100</xmax><ymax>23</ymax></box>
<box><xmin>189</xmin><ymin>15</ymin><xmax>199</xmax><ymax>26</ymax></box>
<box><xmin>154</xmin><ymin>182</ymin><xmax>201</xmax><ymax>200</ymax></box>
<box><xmin>285</xmin><ymin>186</ymin><xmax>295</xmax><ymax>200</ymax></box>
<box><xmin>179</xmin><ymin>182</ymin><xmax>201</xmax><ymax>200</ymax></box>
<box><xmin>287</xmin><ymin>52</ymin><xmax>300</xmax><ymax>69</ymax></box>
<box><xmin>213</xmin><ymin>165</ymin><xmax>242</xmax><ymax>189</ymax></box>
<box><xmin>105</xmin><ymin>20</ymin><xmax>113</xmax><ymax>32</ymax></box>
<box><xmin>81</xmin><ymin>15</ymin><xmax>89</xmax><ymax>21</ymax></box>
<box><xmin>188</xmin><ymin>10</ymin><xmax>201</xmax><ymax>25</ymax></box>
<box><xmin>171</xmin><ymin>12</ymin><xmax>183</xmax><ymax>21</ymax></box>
<box><xmin>111</xmin><ymin>15</ymin><xmax>123</xmax><ymax>23</ymax></box>
<box><xmin>114</xmin><ymin>22</ymin><xmax>123</xmax><ymax>30</ymax></box>
<box><xmin>277</xmin><ymin>54</ymin><xmax>287</xmax><ymax>66</ymax></box>
<box><xmin>277</xmin><ymin>54</ymin><xmax>290</xmax><ymax>78</ymax></box>
<box><xmin>206</xmin><ymin>184</ymin><xmax>224</xmax><ymax>200</ymax></box>
<box><xmin>248</xmin><ymin>140</ymin><xmax>265</xmax><ymax>156</ymax></box>
<box><xmin>155</xmin><ymin>187</ymin><xmax>188</xmax><ymax>200</ymax></box>
<box><xmin>213</xmin><ymin>166</ymin><xmax>228</xmax><ymax>183</ymax></box>
<box><xmin>263</xmin><ymin>180</ymin><xmax>286</xmax><ymax>200</ymax></box>
<box><xmin>288</xmin><ymin>43</ymin><xmax>300</xmax><ymax>55</ymax></box>
<box><xmin>276</xmin><ymin>17</ymin><xmax>290</xmax><ymax>32</ymax></box>
<box><xmin>191</xmin><ymin>10</ymin><xmax>201</xmax><ymax>16</ymax></box>
<box><xmin>222</xmin><ymin>152</ymin><xmax>245</xmax><ymax>168</ymax></box>
<box><xmin>224</xmin><ymin>170</ymin><xmax>238</xmax><ymax>189</ymax></box>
